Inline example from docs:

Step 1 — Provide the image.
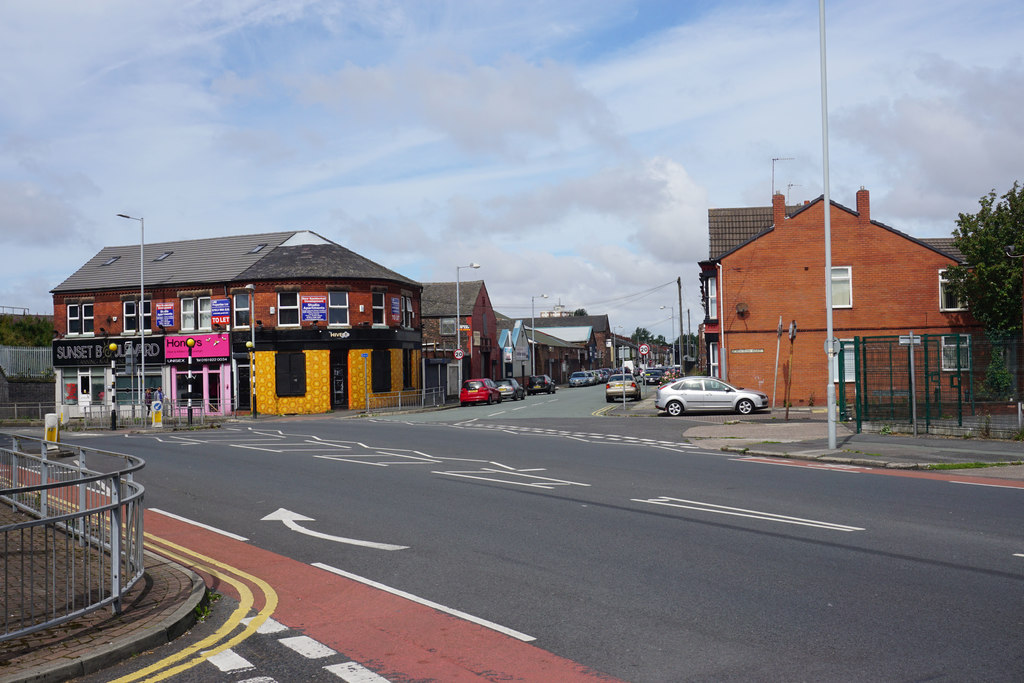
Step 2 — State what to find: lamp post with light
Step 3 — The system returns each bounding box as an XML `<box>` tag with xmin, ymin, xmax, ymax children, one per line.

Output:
<box><xmin>116</xmin><ymin>214</ymin><xmax>145</xmax><ymax>410</ymax></box>
<box><xmin>531</xmin><ymin>293</ymin><xmax>548</xmax><ymax>375</ymax></box>
<box><xmin>455</xmin><ymin>263</ymin><xmax>480</xmax><ymax>392</ymax></box>
<box><xmin>1005</xmin><ymin>245</ymin><xmax>1024</xmax><ymax>415</ymax></box>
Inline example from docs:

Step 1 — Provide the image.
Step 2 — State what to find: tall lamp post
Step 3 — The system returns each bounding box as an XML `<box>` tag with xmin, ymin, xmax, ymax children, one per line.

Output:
<box><xmin>245</xmin><ymin>284</ymin><xmax>257</xmax><ymax>419</ymax></box>
<box><xmin>456</xmin><ymin>263</ymin><xmax>480</xmax><ymax>391</ymax></box>
<box><xmin>661</xmin><ymin>305</ymin><xmax>677</xmax><ymax>368</ymax></box>
<box><xmin>116</xmin><ymin>214</ymin><xmax>145</xmax><ymax>410</ymax></box>
<box><xmin>1005</xmin><ymin>245</ymin><xmax>1024</xmax><ymax>418</ymax></box>
<box><xmin>531</xmin><ymin>293</ymin><xmax>548</xmax><ymax>375</ymax></box>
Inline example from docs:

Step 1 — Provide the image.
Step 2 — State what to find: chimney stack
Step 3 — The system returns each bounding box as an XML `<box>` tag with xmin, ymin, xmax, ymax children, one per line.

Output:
<box><xmin>772</xmin><ymin>192</ymin><xmax>787</xmax><ymax>227</ymax></box>
<box><xmin>856</xmin><ymin>186</ymin><xmax>870</xmax><ymax>223</ymax></box>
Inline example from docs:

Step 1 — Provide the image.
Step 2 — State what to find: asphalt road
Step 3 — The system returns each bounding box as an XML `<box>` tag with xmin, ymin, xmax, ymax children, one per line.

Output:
<box><xmin>67</xmin><ymin>384</ymin><xmax>1024</xmax><ymax>681</ymax></box>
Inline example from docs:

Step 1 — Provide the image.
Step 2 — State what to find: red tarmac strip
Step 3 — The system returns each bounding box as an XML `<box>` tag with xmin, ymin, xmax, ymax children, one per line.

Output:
<box><xmin>146</xmin><ymin>510</ymin><xmax>623</xmax><ymax>682</ymax></box>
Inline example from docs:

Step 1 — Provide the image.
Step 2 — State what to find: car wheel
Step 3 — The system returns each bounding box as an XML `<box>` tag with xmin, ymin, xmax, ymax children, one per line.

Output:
<box><xmin>460</xmin><ymin>402</ymin><xmax>467</xmax><ymax>407</ymax></box>
<box><xmin>666</xmin><ymin>401</ymin><xmax>684</xmax><ymax>417</ymax></box>
<box><xmin>736</xmin><ymin>398</ymin><xmax>754</xmax><ymax>415</ymax></box>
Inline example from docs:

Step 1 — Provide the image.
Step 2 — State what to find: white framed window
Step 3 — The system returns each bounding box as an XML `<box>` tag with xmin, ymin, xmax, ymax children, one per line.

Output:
<box><xmin>278</xmin><ymin>292</ymin><xmax>300</xmax><ymax>326</ymax></box>
<box><xmin>67</xmin><ymin>303</ymin><xmax>94</xmax><ymax>336</ymax></box>
<box><xmin>328</xmin><ymin>291</ymin><xmax>349</xmax><ymax>326</ymax></box>
<box><xmin>831</xmin><ymin>266</ymin><xmax>852</xmax><ymax>308</ymax></box>
<box><xmin>941</xmin><ymin>335</ymin><xmax>971</xmax><ymax>371</ymax></box>
<box><xmin>440</xmin><ymin>317</ymin><xmax>456</xmax><ymax>336</ymax></box>
<box><xmin>709</xmin><ymin>341</ymin><xmax>720</xmax><ymax>378</ymax></box>
<box><xmin>181</xmin><ymin>297</ymin><xmax>211</xmax><ymax>331</ymax></box>
<box><xmin>372</xmin><ymin>291</ymin><xmax>385</xmax><ymax>325</ymax></box>
<box><xmin>123</xmin><ymin>300</ymin><xmax>151</xmax><ymax>334</ymax></box>
<box><xmin>830</xmin><ymin>339</ymin><xmax>856</xmax><ymax>383</ymax></box>
<box><xmin>707</xmin><ymin>276</ymin><xmax>718</xmax><ymax>320</ymax></box>
<box><xmin>402</xmin><ymin>295</ymin><xmax>413</xmax><ymax>327</ymax></box>
<box><xmin>939</xmin><ymin>269</ymin><xmax>966</xmax><ymax>311</ymax></box>
<box><xmin>233</xmin><ymin>293</ymin><xmax>251</xmax><ymax>328</ymax></box>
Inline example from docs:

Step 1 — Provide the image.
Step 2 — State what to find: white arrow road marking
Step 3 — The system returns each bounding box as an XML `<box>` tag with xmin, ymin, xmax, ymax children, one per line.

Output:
<box><xmin>633</xmin><ymin>497</ymin><xmax>864</xmax><ymax>532</ymax></box>
<box><xmin>261</xmin><ymin>508</ymin><xmax>408</xmax><ymax>550</ymax></box>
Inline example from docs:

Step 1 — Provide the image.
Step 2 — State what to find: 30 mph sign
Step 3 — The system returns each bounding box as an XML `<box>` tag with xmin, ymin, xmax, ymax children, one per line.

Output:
<box><xmin>639</xmin><ymin>343</ymin><xmax>651</xmax><ymax>356</ymax></box>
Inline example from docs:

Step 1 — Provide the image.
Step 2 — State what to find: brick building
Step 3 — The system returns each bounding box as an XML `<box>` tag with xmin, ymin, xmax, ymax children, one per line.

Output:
<box><xmin>420</xmin><ymin>280</ymin><xmax>499</xmax><ymax>393</ymax></box>
<box><xmin>51</xmin><ymin>231</ymin><xmax>421</xmax><ymax>417</ymax></box>
<box><xmin>699</xmin><ymin>188</ymin><xmax>981</xmax><ymax>406</ymax></box>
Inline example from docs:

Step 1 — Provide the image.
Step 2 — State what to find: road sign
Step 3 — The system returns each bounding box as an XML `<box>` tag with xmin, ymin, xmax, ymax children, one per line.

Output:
<box><xmin>639</xmin><ymin>343</ymin><xmax>650</xmax><ymax>356</ymax></box>
<box><xmin>899</xmin><ymin>334</ymin><xmax>921</xmax><ymax>346</ymax></box>
<box><xmin>454</xmin><ymin>349</ymin><xmax>465</xmax><ymax>359</ymax></box>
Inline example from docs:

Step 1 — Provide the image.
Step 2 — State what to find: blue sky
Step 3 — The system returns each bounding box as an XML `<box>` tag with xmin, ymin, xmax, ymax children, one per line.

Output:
<box><xmin>2</xmin><ymin>0</ymin><xmax>1022</xmax><ymax>342</ymax></box>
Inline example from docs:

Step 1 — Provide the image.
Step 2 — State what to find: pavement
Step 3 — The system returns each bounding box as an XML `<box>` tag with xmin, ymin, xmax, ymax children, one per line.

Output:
<box><xmin>3</xmin><ymin>405</ymin><xmax>1023</xmax><ymax>682</ymax></box>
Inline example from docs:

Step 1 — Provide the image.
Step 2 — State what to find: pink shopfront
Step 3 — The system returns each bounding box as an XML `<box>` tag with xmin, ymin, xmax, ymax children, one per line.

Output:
<box><xmin>165</xmin><ymin>334</ymin><xmax>232</xmax><ymax>416</ymax></box>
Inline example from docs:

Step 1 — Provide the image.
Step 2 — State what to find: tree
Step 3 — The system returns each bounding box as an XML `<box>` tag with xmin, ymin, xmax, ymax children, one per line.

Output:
<box><xmin>0</xmin><ymin>314</ymin><xmax>54</xmax><ymax>346</ymax></box>
<box><xmin>944</xmin><ymin>182</ymin><xmax>1024</xmax><ymax>336</ymax></box>
<box><xmin>632</xmin><ymin>327</ymin><xmax>653</xmax><ymax>344</ymax></box>
<box><xmin>572</xmin><ymin>308</ymin><xmax>588</xmax><ymax>316</ymax></box>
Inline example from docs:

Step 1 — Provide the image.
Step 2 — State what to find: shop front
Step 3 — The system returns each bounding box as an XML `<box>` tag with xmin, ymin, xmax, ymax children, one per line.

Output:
<box><xmin>53</xmin><ymin>337</ymin><xmax>165</xmax><ymax>418</ymax></box>
<box><xmin>164</xmin><ymin>334</ymin><xmax>232</xmax><ymax>417</ymax></box>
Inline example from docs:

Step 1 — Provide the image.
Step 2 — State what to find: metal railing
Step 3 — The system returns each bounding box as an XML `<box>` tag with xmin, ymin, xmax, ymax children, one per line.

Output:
<box><xmin>366</xmin><ymin>386</ymin><xmax>449</xmax><ymax>413</ymax></box>
<box><xmin>78</xmin><ymin>399</ymin><xmax>211</xmax><ymax>429</ymax></box>
<box><xmin>0</xmin><ymin>403</ymin><xmax>51</xmax><ymax>421</ymax></box>
<box><xmin>0</xmin><ymin>345</ymin><xmax>53</xmax><ymax>378</ymax></box>
<box><xmin>0</xmin><ymin>433</ymin><xmax>146</xmax><ymax>642</ymax></box>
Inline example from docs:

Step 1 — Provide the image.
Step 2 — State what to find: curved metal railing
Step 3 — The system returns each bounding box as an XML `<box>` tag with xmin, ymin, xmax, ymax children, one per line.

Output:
<box><xmin>0</xmin><ymin>433</ymin><xmax>145</xmax><ymax>642</ymax></box>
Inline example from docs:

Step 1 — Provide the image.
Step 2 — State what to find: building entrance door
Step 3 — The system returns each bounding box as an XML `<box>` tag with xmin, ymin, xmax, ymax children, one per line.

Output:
<box><xmin>330</xmin><ymin>351</ymin><xmax>348</xmax><ymax>409</ymax></box>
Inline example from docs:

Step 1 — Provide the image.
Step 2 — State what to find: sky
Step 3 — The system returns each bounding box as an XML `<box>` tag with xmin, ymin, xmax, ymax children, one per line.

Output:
<box><xmin>2</xmin><ymin>0</ymin><xmax>1022</xmax><ymax>344</ymax></box>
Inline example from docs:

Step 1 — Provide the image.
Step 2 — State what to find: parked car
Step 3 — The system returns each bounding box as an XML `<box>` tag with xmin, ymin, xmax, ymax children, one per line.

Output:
<box><xmin>605</xmin><ymin>373</ymin><xmax>641</xmax><ymax>402</ymax></box>
<box><xmin>569</xmin><ymin>371</ymin><xmax>590</xmax><ymax>387</ymax></box>
<box><xmin>526</xmin><ymin>374</ymin><xmax>557</xmax><ymax>395</ymax></box>
<box><xmin>641</xmin><ymin>368</ymin><xmax>665</xmax><ymax>385</ymax></box>
<box><xmin>494</xmin><ymin>378</ymin><xmax>526</xmax><ymax>401</ymax></box>
<box><xmin>656</xmin><ymin>377</ymin><xmax>769</xmax><ymax>416</ymax></box>
<box><xmin>460</xmin><ymin>378</ymin><xmax>502</xmax><ymax>406</ymax></box>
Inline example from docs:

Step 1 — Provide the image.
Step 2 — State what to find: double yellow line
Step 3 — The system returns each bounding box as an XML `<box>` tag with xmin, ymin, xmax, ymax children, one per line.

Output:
<box><xmin>110</xmin><ymin>533</ymin><xmax>279</xmax><ymax>683</ymax></box>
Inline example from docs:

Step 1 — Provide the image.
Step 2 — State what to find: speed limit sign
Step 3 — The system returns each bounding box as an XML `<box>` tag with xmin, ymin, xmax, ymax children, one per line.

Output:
<box><xmin>639</xmin><ymin>343</ymin><xmax>650</xmax><ymax>356</ymax></box>
<box><xmin>454</xmin><ymin>349</ymin><xmax>465</xmax><ymax>359</ymax></box>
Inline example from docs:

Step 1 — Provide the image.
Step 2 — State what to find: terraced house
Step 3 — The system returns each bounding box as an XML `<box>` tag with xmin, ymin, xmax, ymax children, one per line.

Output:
<box><xmin>51</xmin><ymin>231</ymin><xmax>422</xmax><ymax>418</ymax></box>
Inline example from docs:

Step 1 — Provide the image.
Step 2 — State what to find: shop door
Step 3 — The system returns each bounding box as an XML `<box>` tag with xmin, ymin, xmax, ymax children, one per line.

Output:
<box><xmin>78</xmin><ymin>372</ymin><xmax>92</xmax><ymax>409</ymax></box>
<box><xmin>330</xmin><ymin>351</ymin><xmax>348</xmax><ymax>409</ymax></box>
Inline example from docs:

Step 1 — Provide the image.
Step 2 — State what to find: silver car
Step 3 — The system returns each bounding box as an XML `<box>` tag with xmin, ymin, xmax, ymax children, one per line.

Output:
<box><xmin>656</xmin><ymin>377</ymin><xmax>769</xmax><ymax>416</ymax></box>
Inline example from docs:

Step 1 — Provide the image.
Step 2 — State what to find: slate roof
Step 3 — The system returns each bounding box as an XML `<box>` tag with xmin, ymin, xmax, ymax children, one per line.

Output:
<box><xmin>51</xmin><ymin>230</ymin><xmax>419</xmax><ymax>293</ymax></box>
<box><xmin>708</xmin><ymin>202</ymin><xmax>966</xmax><ymax>264</ymax></box>
<box><xmin>528</xmin><ymin>313</ymin><xmax>610</xmax><ymax>334</ymax></box>
<box><xmin>420</xmin><ymin>281</ymin><xmax>484</xmax><ymax>317</ymax></box>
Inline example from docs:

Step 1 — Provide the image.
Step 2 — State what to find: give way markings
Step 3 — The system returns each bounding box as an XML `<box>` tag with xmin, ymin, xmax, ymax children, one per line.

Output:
<box><xmin>143</xmin><ymin>509</ymin><xmax>624</xmax><ymax>682</ymax></box>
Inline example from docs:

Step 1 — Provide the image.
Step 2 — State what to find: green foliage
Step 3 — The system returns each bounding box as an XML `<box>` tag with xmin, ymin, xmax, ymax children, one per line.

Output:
<box><xmin>572</xmin><ymin>308</ymin><xmax>588</xmax><ymax>316</ymax></box>
<box><xmin>944</xmin><ymin>181</ymin><xmax>1024</xmax><ymax>335</ymax></box>
<box><xmin>0</xmin><ymin>314</ymin><xmax>54</xmax><ymax>347</ymax></box>
<box><xmin>981</xmin><ymin>345</ymin><xmax>1014</xmax><ymax>400</ymax></box>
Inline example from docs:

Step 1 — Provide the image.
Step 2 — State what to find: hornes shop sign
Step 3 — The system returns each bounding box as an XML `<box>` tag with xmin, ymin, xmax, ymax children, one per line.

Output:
<box><xmin>53</xmin><ymin>338</ymin><xmax>165</xmax><ymax>367</ymax></box>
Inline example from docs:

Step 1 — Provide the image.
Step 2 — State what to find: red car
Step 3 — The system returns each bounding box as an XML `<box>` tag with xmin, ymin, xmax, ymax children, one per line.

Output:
<box><xmin>460</xmin><ymin>378</ymin><xmax>503</xmax><ymax>406</ymax></box>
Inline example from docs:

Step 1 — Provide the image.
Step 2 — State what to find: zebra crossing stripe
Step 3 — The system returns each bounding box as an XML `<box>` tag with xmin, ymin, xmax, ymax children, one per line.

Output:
<box><xmin>206</xmin><ymin>648</ymin><xmax>254</xmax><ymax>672</ymax></box>
<box><xmin>278</xmin><ymin>635</ymin><xmax>338</xmax><ymax>659</ymax></box>
<box><xmin>324</xmin><ymin>661</ymin><xmax>392</xmax><ymax>682</ymax></box>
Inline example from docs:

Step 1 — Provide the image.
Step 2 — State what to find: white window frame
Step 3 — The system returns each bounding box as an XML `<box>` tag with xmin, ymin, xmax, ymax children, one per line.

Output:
<box><xmin>122</xmin><ymin>300</ymin><xmax>151</xmax><ymax>334</ymax></box>
<box><xmin>181</xmin><ymin>296</ymin><xmax>212</xmax><ymax>331</ymax></box>
<box><xmin>328</xmin><ymin>291</ymin><xmax>349</xmax><ymax>327</ymax></box>
<box><xmin>67</xmin><ymin>303</ymin><xmax>94</xmax><ymax>336</ymax></box>
<box><xmin>939</xmin><ymin>269</ymin><xmax>967</xmax><ymax>312</ymax></box>
<box><xmin>831</xmin><ymin>266</ymin><xmax>852</xmax><ymax>308</ymax></box>
<box><xmin>278</xmin><ymin>292</ymin><xmax>300</xmax><ymax>327</ymax></box>
<box><xmin>707</xmin><ymin>276</ymin><xmax>718</xmax><ymax>320</ymax></box>
<box><xmin>830</xmin><ymin>339</ymin><xmax>856</xmax><ymax>383</ymax></box>
<box><xmin>402</xmin><ymin>295</ymin><xmax>413</xmax><ymax>327</ymax></box>
<box><xmin>372</xmin><ymin>291</ymin><xmax>386</xmax><ymax>326</ymax></box>
<box><xmin>233</xmin><ymin>293</ymin><xmax>251</xmax><ymax>328</ymax></box>
<box><xmin>941</xmin><ymin>334</ymin><xmax>971</xmax><ymax>371</ymax></box>
<box><xmin>440</xmin><ymin>318</ymin><xmax>456</xmax><ymax>336</ymax></box>
<box><xmin>709</xmin><ymin>341</ymin><xmax>720</xmax><ymax>378</ymax></box>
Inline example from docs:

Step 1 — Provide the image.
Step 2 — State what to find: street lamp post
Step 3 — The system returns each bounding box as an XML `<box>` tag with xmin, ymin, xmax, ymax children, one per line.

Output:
<box><xmin>456</xmin><ymin>263</ymin><xmax>480</xmax><ymax>392</ymax></box>
<box><xmin>116</xmin><ymin>214</ymin><xmax>145</xmax><ymax>411</ymax></box>
<box><xmin>245</xmin><ymin>284</ymin><xmax>257</xmax><ymax>419</ymax></box>
<box><xmin>1005</xmin><ymin>245</ymin><xmax>1024</xmax><ymax>422</ymax></box>
<box><xmin>661</xmin><ymin>305</ymin><xmax>677</xmax><ymax>368</ymax></box>
<box><xmin>531</xmin><ymin>293</ymin><xmax>548</xmax><ymax>375</ymax></box>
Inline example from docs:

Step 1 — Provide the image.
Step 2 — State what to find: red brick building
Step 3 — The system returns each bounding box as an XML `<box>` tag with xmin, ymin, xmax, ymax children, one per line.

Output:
<box><xmin>699</xmin><ymin>188</ymin><xmax>981</xmax><ymax>407</ymax></box>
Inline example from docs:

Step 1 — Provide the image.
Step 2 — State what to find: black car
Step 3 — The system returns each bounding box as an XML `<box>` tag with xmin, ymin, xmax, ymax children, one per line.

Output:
<box><xmin>526</xmin><ymin>374</ymin><xmax>557</xmax><ymax>395</ymax></box>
